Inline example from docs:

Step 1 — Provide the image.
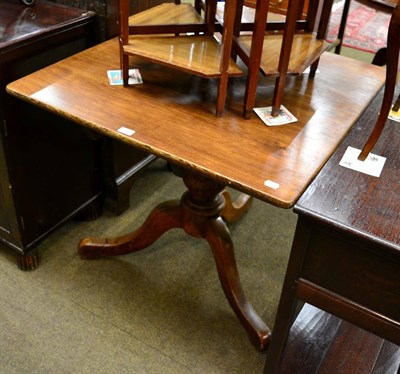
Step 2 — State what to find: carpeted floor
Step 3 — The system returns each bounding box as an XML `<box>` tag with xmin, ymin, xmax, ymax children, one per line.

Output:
<box><xmin>328</xmin><ymin>0</ymin><xmax>391</xmax><ymax>53</ymax></box>
<box><xmin>0</xmin><ymin>159</ymin><xmax>297</xmax><ymax>373</ymax></box>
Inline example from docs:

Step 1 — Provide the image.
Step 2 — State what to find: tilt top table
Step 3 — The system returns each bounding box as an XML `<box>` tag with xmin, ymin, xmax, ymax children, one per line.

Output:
<box><xmin>7</xmin><ymin>38</ymin><xmax>385</xmax><ymax>350</ymax></box>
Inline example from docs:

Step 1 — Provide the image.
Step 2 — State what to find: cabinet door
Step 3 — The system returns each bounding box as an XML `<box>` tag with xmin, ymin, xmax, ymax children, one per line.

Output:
<box><xmin>0</xmin><ymin>125</ymin><xmax>22</xmax><ymax>250</ymax></box>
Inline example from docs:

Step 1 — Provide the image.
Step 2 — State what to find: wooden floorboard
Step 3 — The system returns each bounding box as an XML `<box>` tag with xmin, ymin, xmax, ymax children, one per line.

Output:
<box><xmin>278</xmin><ymin>304</ymin><xmax>400</xmax><ymax>374</ymax></box>
<box><xmin>372</xmin><ymin>340</ymin><xmax>400</xmax><ymax>374</ymax></box>
<box><xmin>316</xmin><ymin>321</ymin><xmax>383</xmax><ymax>374</ymax></box>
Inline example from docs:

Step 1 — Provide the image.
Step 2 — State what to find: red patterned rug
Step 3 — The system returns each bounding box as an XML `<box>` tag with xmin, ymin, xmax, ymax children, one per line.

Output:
<box><xmin>327</xmin><ymin>0</ymin><xmax>391</xmax><ymax>53</ymax></box>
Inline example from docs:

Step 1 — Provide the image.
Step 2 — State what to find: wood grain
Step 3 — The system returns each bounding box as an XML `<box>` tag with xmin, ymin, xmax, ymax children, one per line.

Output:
<box><xmin>236</xmin><ymin>34</ymin><xmax>330</xmax><ymax>75</ymax></box>
<box><xmin>6</xmin><ymin>38</ymin><xmax>385</xmax><ymax>207</ymax></box>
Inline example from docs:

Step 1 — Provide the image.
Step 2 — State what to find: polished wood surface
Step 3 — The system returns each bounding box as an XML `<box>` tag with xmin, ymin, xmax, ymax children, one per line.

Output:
<box><xmin>6</xmin><ymin>38</ymin><xmax>385</xmax><ymax>208</ymax></box>
<box><xmin>216</xmin><ymin>2</ymin><xmax>286</xmax><ymax>24</ymax></box>
<box><xmin>120</xmin><ymin>1</ymin><xmax>241</xmax><ymax>116</ymax></box>
<box><xmin>128</xmin><ymin>3</ymin><xmax>204</xmax><ymax>27</ymax></box>
<box><xmin>264</xmin><ymin>88</ymin><xmax>400</xmax><ymax>372</ymax></box>
<box><xmin>236</xmin><ymin>33</ymin><xmax>329</xmax><ymax>75</ymax></box>
<box><xmin>233</xmin><ymin>0</ymin><xmax>333</xmax><ymax>117</ymax></box>
<box><xmin>123</xmin><ymin>35</ymin><xmax>243</xmax><ymax>77</ymax></box>
<box><xmin>279</xmin><ymin>304</ymin><xmax>400</xmax><ymax>373</ymax></box>
<box><xmin>0</xmin><ymin>0</ymin><xmax>94</xmax><ymax>51</ymax></box>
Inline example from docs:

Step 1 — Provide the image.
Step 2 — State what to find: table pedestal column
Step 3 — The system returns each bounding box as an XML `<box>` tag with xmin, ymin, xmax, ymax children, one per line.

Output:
<box><xmin>78</xmin><ymin>168</ymin><xmax>270</xmax><ymax>351</ymax></box>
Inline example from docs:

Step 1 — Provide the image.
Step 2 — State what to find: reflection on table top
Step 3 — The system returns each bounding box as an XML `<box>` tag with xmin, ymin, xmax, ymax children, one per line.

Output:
<box><xmin>0</xmin><ymin>0</ymin><xmax>94</xmax><ymax>51</ymax></box>
<box><xmin>7</xmin><ymin>38</ymin><xmax>385</xmax><ymax>207</ymax></box>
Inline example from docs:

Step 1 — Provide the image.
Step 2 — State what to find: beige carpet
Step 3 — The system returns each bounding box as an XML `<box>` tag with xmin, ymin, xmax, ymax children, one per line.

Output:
<box><xmin>0</xmin><ymin>159</ymin><xmax>297</xmax><ymax>373</ymax></box>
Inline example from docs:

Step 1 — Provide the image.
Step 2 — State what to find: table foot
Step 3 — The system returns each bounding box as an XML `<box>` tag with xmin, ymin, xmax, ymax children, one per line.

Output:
<box><xmin>17</xmin><ymin>251</ymin><xmax>40</xmax><ymax>271</ymax></box>
<box><xmin>78</xmin><ymin>200</ymin><xmax>183</xmax><ymax>259</ymax></box>
<box><xmin>221</xmin><ymin>191</ymin><xmax>253</xmax><ymax>223</ymax></box>
<box><xmin>78</xmin><ymin>169</ymin><xmax>270</xmax><ymax>350</ymax></box>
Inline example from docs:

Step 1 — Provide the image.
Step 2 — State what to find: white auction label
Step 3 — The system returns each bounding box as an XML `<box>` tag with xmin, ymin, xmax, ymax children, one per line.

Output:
<box><xmin>118</xmin><ymin>127</ymin><xmax>136</xmax><ymax>136</ymax></box>
<box><xmin>339</xmin><ymin>146</ymin><xmax>386</xmax><ymax>177</ymax></box>
<box><xmin>264</xmin><ymin>180</ymin><xmax>280</xmax><ymax>189</ymax></box>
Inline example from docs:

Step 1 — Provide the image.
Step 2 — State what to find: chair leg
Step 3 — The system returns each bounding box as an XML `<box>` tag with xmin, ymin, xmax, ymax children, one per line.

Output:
<box><xmin>358</xmin><ymin>4</ymin><xmax>400</xmax><ymax>160</ymax></box>
<box><xmin>121</xmin><ymin>53</ymin><xmax>129</xmax><ymax>86</ymax></box>
<box><xmin>309</xmin><ymin>58</ymin><xmax>320</xmax><ymax>79</ymax></box>
<box><xmin>216</xmin><ymin>0</ymin><xmax>238</xmax><ymax>116</ymax></box>
<box><xmin>271</xmin><ymin>0</ymin><xmax>302</xmax><ymax>116</ymax></box>
<box><xmin>243</xmin><ymin>0</ymin><xmax>270</xmax><ymax>119</ymax></box>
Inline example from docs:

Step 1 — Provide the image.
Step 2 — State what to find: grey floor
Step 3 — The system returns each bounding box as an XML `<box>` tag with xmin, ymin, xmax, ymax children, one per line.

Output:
<box><xmin>1</xmin><ymin>45</ymin><xmax>375</xmax><ymax>373</ymax></box>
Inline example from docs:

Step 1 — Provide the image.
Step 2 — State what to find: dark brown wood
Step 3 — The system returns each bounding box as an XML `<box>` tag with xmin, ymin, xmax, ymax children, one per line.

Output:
<box><xmin>0</xmin><ymin>0</ymin><xmax>102</xmax><ymax>266</ymax></box>
<box><xmin>100</xmin><ymin>137</ymin><xmax>156</xmax><ymax>215</ymax></box>
<box><xmin>277</xmin><ymin>304</ymin><xmax>400</xmax><ymax>374</ymax></box>
<box><xmin>264</xmin><ymin>86</ymin><xmax>400</xmax><ymax>372</ymax></box>
<box><xmin>17</xmin><ymin>251</ymin><xmax>40</xmax><ymax>271</ymax></box>
<box><xmin>79</xmin><ymin>168</ymin><xmax>271</xmax><ymax>351</ymax></box>
<box><xmin>6</xmin><ymin>36</ymin><xmax>384</xmax><ymax>345</ymax></box>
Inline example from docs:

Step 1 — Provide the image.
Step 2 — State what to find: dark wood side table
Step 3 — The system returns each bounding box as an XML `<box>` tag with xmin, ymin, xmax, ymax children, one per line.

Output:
<box><xmin>0</xmin><ymin>0</ymin><xmax>101</xmax><ymax>269</ymax></box>
<box><xmin>264</xmin><ymin>88</ymin><xmax>400</xmax><ymax>372</ymax></box>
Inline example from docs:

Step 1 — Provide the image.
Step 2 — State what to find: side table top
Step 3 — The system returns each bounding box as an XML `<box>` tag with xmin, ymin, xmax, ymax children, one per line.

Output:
<box><xmin>0</xmin><ymin>0</ymin><xmax>95</xmax><ymax>52</ymax></box>
<box><xmin>296</xmin><ymin>88</ymin><xmax>400</xmax><ymax>250</ymax></box>
<box><xmin>6</xmin><ymin>38</ymin><xmax>385</xmax><ymax>208</ymax></box>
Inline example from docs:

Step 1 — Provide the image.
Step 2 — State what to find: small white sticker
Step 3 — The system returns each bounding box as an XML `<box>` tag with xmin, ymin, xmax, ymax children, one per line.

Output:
<box><xmin>118</xmin><ymin>127</ymin><xmax>136</xmax><ymax>136</ymax></box>
<box><xmin>339</xmin><ymin>146</ymin><xmax>386</xmax><ymax>177</ymax></box>
<box><xmin>264</xmin><ymin>180</ymin><xmax>280</xmax><ymax>189</ymax></box>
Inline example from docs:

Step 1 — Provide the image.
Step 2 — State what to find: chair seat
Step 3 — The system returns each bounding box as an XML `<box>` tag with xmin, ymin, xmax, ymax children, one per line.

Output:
<box><xmin>123</xmin><ymin>35</ymin><xmax>243</xmax><ymax>78</ymax></box>
<box><xmin>237</xmin><ymin>33</ymin><xmax>330</xmax><ymax>76</ymax></box>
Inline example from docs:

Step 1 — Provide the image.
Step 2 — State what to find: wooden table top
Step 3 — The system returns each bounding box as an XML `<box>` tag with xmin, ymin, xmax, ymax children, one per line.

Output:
<box><xmin>6</xmin><ymin>38</ymin><xmax>385</xmax><ymax>208</ymax></box>
<box><xmin>295</xmin><ymin>88</ymin><xmax>400</xmax><ymax>250</ymax></box>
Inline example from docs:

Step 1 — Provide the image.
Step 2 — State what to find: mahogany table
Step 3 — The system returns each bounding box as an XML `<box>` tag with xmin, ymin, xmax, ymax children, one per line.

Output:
<box><xmin>7</xmin><ymin>38</ymin><xmax>385</xmax><ymax>350</ymax></box>
<box><xmin>263</xmin><ymin>87</ymin><xmax>400</xmax><ymax>372</ymax></box>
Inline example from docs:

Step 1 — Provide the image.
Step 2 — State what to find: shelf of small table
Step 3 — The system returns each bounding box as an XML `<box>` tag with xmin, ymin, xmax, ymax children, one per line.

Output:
<box><xmin>235</xmin><ymin>33</ymin><xmax>330</xmax><ymax>76</ymax></box>
<box><xmin>123</xmin><ymin>3</ymin><xmax>243</xmax><ymax>78</ymax></box>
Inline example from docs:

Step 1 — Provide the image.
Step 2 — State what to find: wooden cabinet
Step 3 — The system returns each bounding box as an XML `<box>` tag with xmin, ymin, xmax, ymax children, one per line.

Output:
<box><xmin>0</xmin><ymin>0</ymin><xmax>101</xmax><ymax>268</ymax></box>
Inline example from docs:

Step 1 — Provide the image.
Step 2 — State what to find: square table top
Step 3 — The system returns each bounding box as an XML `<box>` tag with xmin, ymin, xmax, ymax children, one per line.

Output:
<box><xmin>7</xmin><ymin>38</ymin><xmax>385</xmax><ymax>208</ymax></box>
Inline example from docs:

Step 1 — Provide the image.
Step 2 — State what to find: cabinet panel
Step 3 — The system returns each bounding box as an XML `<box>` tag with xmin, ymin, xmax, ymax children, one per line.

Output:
<box><xmin>0</xmin><ymin>127</ymin><xmax>22</xmax><ymax>249</ymax></box>
<box><xmin>0</xmin><ymin>1</ymin><xmax>100</xmax><ymax>265</ymax></box>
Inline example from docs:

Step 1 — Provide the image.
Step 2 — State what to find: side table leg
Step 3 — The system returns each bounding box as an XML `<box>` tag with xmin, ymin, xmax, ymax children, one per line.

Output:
<box><xmin>205</xmin><ymin>216</ymin><xmax>271</xmax><ymax>351</ymax></box>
